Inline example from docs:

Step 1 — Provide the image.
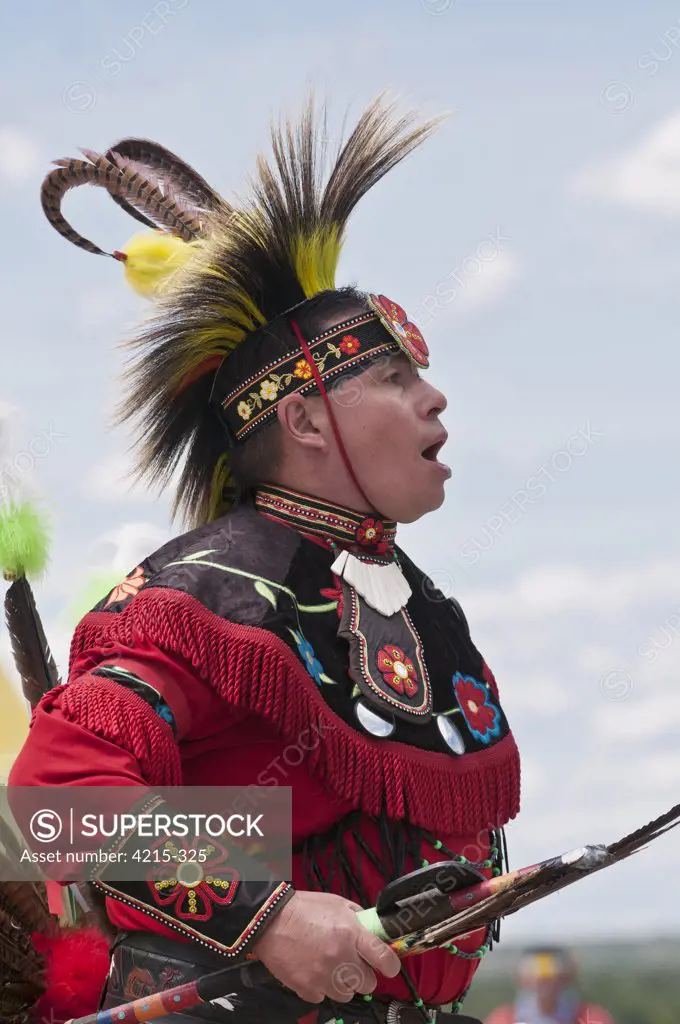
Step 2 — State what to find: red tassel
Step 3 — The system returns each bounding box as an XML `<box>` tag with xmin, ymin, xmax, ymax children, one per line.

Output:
<box><xmin>31</xmin><ymin>926</ymin><xmax>110</xmax><ymax>1024</ymax></box>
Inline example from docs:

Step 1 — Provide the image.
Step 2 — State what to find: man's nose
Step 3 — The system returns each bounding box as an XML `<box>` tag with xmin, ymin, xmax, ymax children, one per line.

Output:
<box><xmin>421</xmin><ymin>378</ymin><xmax>448</xmax><ymax>417</ymax></box>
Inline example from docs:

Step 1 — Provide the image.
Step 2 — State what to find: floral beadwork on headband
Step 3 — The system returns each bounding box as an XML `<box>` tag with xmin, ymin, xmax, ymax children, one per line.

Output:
<box><xmin>219</xmin><ymin>300</ymin><xmax>430</xmax><ymax>443</ymax></box>
<box><xmin>368</xmin><ymin>293</ymin><xmax>429</xmax><ymax>368</ymax></box>
<box><xmin>234</xmin><ymin>334</ymin><xmax>364</xmax><ymax>424</ymax></box>
<box><xmin>220</xmin><ymin>311</ymin><xmax>397</xmax><ymax>441</ymax></box>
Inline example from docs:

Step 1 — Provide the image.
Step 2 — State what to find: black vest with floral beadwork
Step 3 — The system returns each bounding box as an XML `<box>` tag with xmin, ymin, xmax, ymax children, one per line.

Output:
<box><xmin>74</xmin><ymin>486</ymin><xmax>520</xmax><ymax>836</ymax></box>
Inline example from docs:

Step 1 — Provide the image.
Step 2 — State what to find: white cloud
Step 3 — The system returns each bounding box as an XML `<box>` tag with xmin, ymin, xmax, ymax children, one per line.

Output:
<box><xmin>574</xmin><ymin>643</ymin><xmax>623</xmax><ymax>676</ymax></box>
<box><xmin>419</xmin><ymin>249</ymin><xmax>521</xmax><ymax>332</ymax></box>
<box><xmin>87</xmin><ymin>520</ymin><xmax>172</xmax><ymax>573</ymax></box>
<box><xmin>570</xmin><ymin>113</ymin><xmax>680</xmax><ymax>215</ymax></box>
<box><xmin>0</xmin><ymin>405</ymin><xmax>53</xmax><ymax>504</ymax></box>
<box><xmin>590</xmin><ymin>690</ymin><xmax>680</xmax><ymax>743</ymax></box>
<box><xmin>0</xmin><ymin>399</ymin><xmax>16</xmax><ymax>422</ymax></box>
<box><xmin>464</xmin><ymin>560</ymin><xmax>680</xmax><ymax>623</ymax></box>
<box><xmin>83</xmin><ymin>453</ymin><xmax>139</xmax><ymax>501</ymax></box>
<box><xmin>513</xmin><ymin>753</ymin><xmax>546</xmax><ymax>804</ymax></box>
<box><xmin>0</xmin><ymin>126</ymin><xmax>40</xmax><ymax>185</ymax></box>
<box><xmin>457</xmin><ymin>554</ymin><xmax>680</xmax><ymax>903</ymax></box>
<box><xmin>501</xmin><ymin>672</ymin><xmax>570</xmax><ymax>719</ymax></box>
<box><xmin>0</xmin><ymin>400</ymin><xmax>16</xmax><ymax>473</ymax></box>
<box><xmin>83</xmin><ymin>451</ymin><xmax>184</xmax><ymax>505</ymax></box>
<box><xmin>449</xmin><ymin>249</ymin><xmax>520</xmax><ymax>318</ymax></box>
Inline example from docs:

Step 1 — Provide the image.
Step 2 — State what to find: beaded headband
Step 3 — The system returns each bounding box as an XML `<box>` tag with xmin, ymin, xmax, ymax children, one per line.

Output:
<box><xmin>215</xmin><ymin>294</ymin><xmax>430</xmax><ymax>444</ymax></box>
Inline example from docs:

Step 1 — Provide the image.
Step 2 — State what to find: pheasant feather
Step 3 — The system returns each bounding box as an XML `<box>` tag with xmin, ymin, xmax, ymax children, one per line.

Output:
<box><xmin>106</xmin><ymin>137</ymin><xmax>226</xmax><ymax>229</ymax></box>
<box><xmin>41</xmin><ymin>149</ymin><xmax>205</xmax><ymax>255</ymax></box>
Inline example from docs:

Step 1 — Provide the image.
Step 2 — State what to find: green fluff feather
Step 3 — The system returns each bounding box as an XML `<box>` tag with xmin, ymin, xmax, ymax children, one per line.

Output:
<box><xmin>0</xmin><ymin>501</ymin><xmax>50</xmax><ymax>579</ymax></box>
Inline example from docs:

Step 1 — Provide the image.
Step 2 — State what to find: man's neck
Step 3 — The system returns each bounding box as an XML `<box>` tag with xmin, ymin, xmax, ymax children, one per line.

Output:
<box><xmin>266</xmin><ymin>468</ymin><xmax>374</xmax><ymax>517</ymax></box>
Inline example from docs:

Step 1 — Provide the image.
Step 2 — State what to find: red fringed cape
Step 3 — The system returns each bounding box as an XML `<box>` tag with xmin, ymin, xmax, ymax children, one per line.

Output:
<box><xmin>13</xmin><ymin>501</ymin><xmax>521</xmax><ymax>1007</ymax></box>
<box><xmin>66</xmin><ymin>585</ymin><xmax>519</xmax><ymax>834</ymax></box>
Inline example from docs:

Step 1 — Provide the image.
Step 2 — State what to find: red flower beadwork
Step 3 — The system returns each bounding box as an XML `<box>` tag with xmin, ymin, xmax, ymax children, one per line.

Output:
<box><xmin>147</xmin><ymin>835</ymin><xmax>239</xmax><ymax>923</ymax></box>
<box><xmin>369</xmin><ymin>293</ymin><xmax>430</xmax><ymax>368</ymax></box>
<box><xmin>104</xmin><ymin>566</ymin><xmax>147</xmax><ymax>608</ymax></box>
<box><xmin>339</xmin><ymin>334</ymin><xmax>362</xmax><ymax>355</ymax></box>
<box><xmin>453</xmin><ymin>674</ymin><xmax>501</xmax><ymax>742</ymax></box>
<box><xmin>320</xmin><ymin>577</ymin><xmax>344</xmax><ymax>620</ymax></box>
<box><xmin>377</xmin><ymin>644</ymin><xmax>419</xmax><ymax>697</ymax></box>
<box><xmin>356</xmin><ymin>517</ymin><xmax>385</xmax><ymax>546</ymax></box>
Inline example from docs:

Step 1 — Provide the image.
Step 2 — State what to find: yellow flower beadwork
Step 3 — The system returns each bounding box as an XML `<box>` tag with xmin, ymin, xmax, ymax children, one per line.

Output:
<box><xmin>237</xmin><ymin>400</ymin><xmax>252</xmax><ymax>421</ymax></box>
<box><xmin>293</xmin><ymin>358</ymin><xmax>313</xmax><ymax>380</ymax></box>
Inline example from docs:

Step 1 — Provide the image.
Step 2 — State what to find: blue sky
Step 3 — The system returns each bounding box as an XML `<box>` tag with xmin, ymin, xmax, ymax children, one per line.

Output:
<box><xmin>2</xmin><ymin>0</ymin><xmax>680</xmax><ymax>942</ymax></box>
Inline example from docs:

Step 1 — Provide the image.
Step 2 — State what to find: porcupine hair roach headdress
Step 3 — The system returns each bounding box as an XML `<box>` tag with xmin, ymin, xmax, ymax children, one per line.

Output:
<box><xmin>41</xmin><ymin>95</ymin><xmax>441</xmax><ymax>526</ymax></box>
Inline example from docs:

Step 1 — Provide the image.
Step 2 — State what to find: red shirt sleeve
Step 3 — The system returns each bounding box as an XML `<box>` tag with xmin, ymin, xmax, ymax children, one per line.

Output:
<box><xmin>67</xmin><ymin>634</ymin><xmax>224</xmax><ymax>742</ymax></box>
<box><xmin>9</xmin><ymin>695</ymin><xmax>149</xmax><ymax>787</ymax></box>
<box><xmin>9</xmin><ymin>631</ymin><xmax>248</xmax><ymax>787</ymax></box>
<box><xmin>8</xmin><ymin>638</ymin><xmax>246</xmax><ymax>948</ymax></box>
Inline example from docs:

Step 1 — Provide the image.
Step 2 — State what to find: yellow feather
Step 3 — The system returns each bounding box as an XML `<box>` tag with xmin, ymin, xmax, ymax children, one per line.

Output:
<box><xmin>293</xmin><ymin>226</ymin><xmax>342</xmax><ymax>297</ymax></box>
<box><xmin>207</xmin><ymin>453</ymin><xmax>235</xmax><ymax>521</ymax></box>
<box><xmin>119</xmin><ymin>231</ymin><xmax>198</xmax><ymax>298</ymax></box>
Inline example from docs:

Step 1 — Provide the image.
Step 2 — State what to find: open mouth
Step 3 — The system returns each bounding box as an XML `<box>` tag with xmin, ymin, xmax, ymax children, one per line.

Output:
<box><xmin>421</xmin><ymin>439</ymin><xmax>446</xmax><ymax>462</ymax></box>
<box><xmin>420</xmin><ymin>434</ymin><xmax>451</xmax><ymax>478</ymax></box>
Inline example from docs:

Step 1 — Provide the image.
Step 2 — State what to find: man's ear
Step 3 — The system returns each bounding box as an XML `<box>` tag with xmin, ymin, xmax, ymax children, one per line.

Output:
<box><xmin>276</xmin><ymin>394</ymin><xmax>328</xmax><ymax>451</ymax></box>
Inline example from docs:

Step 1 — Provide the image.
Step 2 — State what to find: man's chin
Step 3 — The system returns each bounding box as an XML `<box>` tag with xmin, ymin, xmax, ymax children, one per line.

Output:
<box><xmin>390</xmin><ymin>483</ymin><xmax>448</xmax><ymax>524</ymax></box>
<box><xmin>422</xmin><ymin>486</ymin><xmax>447</xmax><ymax>518</ymax></box>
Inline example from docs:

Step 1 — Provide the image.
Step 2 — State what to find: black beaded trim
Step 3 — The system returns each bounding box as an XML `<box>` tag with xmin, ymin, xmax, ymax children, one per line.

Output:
<box><xmin>92</xmin><ymin>880</ymin><xmax>293</xmax><ymax>958</ymax></box>
<box><xmin>92</xmin><ymin>665</ymin><xmax>177</xmax><ymax>736</ymax></box>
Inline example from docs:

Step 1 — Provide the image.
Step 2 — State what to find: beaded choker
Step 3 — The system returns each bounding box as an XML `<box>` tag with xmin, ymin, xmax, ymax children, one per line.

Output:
<box><xmin>255</xmin><ymin>485</ymin><xmax>412</xmax><ymax>616</ymax></box>
<box><xmin>254</xmin><ymin>484</ymin><xmax>397</xmax><ymax>557</ymax></box>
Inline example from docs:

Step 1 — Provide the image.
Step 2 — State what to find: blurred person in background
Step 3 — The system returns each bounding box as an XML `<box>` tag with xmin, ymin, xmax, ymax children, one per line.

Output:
<box><xmin>485</xmin><ymin>948</ymin><xmax>614</xmax><ymax>1024</ymax></box>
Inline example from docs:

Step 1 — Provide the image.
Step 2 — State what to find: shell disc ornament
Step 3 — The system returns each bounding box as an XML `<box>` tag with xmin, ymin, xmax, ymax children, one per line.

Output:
<box><xmin>436</xmin><ymin>714</ymin><xmax>466</xmax><ymax>755</ymax></box>
<box><xmin>368</xmin><ymin>293</ymin><xmax>430</xmax><ymax>368</ymax></box>
<box><xmin>354</xmin><ymin>698</ymin><xmax>396</xmax><ymax>738</ymax></box>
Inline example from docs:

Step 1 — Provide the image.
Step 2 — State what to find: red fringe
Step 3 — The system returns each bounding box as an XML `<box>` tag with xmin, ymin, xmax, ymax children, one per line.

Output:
<box><xmin>69</xmin><ymin>589</ymin><xmax>521</xmax><ymax>835</ymax></box>
<box><xmin>31</xmin><ymin>926</ymin><xmax>109</xmax><ymax>1024</ymax></box>
<box><xmin>59</xmin><ymin>675</ymin><xmax>182</xmax><ymax>787</ymax></box>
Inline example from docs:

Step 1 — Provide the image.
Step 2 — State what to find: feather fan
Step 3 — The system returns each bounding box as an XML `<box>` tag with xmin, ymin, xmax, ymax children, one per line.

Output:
<box><xmin>0</xmin><ymin>849</ymin><xmax>52</xmax><ymax>1024</ymax></box>
<box><xmin>4</xmin><ymin>576</ymin><xmax>59</xmax><ymax>708</ymax></box>
<box><xmin>397</xmin><ymin>800</ymin><xmax>680</xmax><ymax>953</ymax></box>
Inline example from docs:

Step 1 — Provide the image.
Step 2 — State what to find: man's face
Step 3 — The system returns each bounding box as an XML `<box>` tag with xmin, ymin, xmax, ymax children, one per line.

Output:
<box><xmin>534</xmin><ymin>977</ymin><xmax>565</xmax><ymax>1014</ymax></box>
<box><xmin>517</xmin><ymin>955</ymin><xmax>576</xmax><ymax>1015</ymax></box>
<box><xmin>329</xmin><ymin>351</ymin><xmax>451</xmax><ymax>523</ymax></box>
